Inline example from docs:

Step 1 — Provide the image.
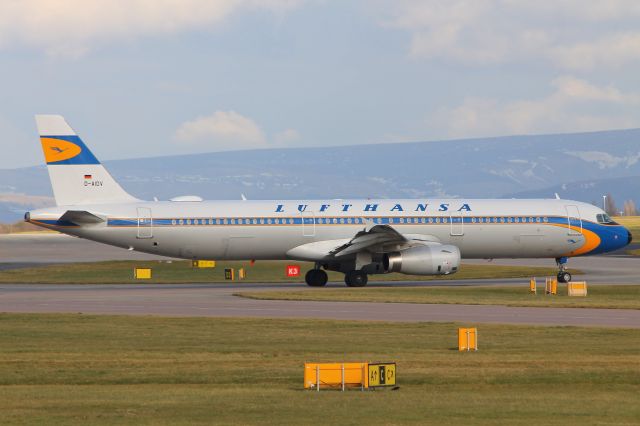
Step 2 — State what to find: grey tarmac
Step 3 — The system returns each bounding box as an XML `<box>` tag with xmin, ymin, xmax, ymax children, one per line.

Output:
<box><xmin>0</xmin><ymin>282</ymin><xmax>639</xmax><ymax>328</ymax></box>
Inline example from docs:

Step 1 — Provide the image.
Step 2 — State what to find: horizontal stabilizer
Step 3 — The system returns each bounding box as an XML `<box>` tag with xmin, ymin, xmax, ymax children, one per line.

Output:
<box><xmin>58</xmin><ymin>210</ymin><xmax>105</xmax><ymax>225</ymax></box>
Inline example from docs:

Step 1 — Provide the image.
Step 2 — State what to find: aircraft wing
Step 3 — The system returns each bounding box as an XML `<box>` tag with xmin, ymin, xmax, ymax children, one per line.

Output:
<box><xmin>286</xmin><ymin>224</ymin><xmax>441</xmax><ymax>261</ymax></box>
<box><xmin>330</xmin><ymin>224</ymin><xmax>407</xmax><ymax>257</ymax></box>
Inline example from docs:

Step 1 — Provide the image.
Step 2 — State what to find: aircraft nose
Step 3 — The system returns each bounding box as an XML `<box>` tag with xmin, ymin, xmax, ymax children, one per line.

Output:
<box><xmin>628</xmin><ymin>230</ymin><xmax>633</xmax><ymax>245</ymax></box>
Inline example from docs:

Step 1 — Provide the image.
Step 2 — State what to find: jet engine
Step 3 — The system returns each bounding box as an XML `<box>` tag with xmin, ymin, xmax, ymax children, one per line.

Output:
<box><xmin>384</xmin><ymin>244</ymin><xmax>460</xmax><ymax>275</ymax></box>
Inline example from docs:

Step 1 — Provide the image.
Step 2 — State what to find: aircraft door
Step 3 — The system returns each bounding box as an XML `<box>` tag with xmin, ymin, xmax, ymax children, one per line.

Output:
<box><xmin>137</xmin><ymin>207</ymin><xmax>153</xmax><ymax>239</ymax></box>
<box><xmin>301</xmin><ymin>211</ymin><xmax>315</xmax><ymax>237</ymax></box>
<box><xmin>450</xmin><ymin>212</ymin><xmax>464</xmax><ymax>236</ymax></box>
<box><xmin>565</xmin><ymin>205</ymin><xmax>582</xmax><ymax>236</ymax></box>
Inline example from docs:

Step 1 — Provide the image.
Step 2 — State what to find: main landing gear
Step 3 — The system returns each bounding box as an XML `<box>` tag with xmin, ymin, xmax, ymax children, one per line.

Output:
<box><xmin>304</xmin><ymin>266</ymin><xmax>369</xmax><ymax>287</ymax></box>
<box><xmin>345</xmin><ymin>270</ymin><xmax>368</xmax><ymax>287</ymax></box>
<box><xmin>555</xmin><ymin>257</ymin><xmax>572</xmax><ymax>283</ymax></box>
<box><xmin>305</xmin><ymin>268</ymin><xmax>328</xmax><ymax>287</ymax></box>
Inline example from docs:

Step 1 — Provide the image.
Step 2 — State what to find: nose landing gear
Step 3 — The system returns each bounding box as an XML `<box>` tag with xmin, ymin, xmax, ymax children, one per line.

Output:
<box><xmin>555</xmin><ymin>257</ymin><xmax>572</xmax><ymax>283</ymax></box>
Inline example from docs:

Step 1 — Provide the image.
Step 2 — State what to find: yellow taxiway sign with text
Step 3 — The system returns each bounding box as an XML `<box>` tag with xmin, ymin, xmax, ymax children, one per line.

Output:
<box><xmin>367</xmin><ymin>363</ymin><xmax>396</xmax><ymax>387</ymax></box>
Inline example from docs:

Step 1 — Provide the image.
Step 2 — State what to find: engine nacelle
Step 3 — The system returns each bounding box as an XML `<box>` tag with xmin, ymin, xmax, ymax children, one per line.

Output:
<box><xmin>384</xmin><ymin>244</ymin><xmax>460</xmax><ymax>275</ymax></box>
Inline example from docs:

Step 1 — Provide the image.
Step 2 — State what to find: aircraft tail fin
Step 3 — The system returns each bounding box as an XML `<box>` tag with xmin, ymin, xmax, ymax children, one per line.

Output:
<box><xmin>35</xmin><ymin>115</ymin><xmax>139</xmax><ymax>206</ymax></box>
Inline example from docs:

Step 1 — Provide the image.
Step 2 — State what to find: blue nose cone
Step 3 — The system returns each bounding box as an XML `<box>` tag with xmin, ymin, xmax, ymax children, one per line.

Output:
<box><xmin>612</xmin><ymin>226</ymin><xmax>633</xmax><ymax>251</ymax></box>
<box><xmin>593</xmin><ymin>225</ymin><xmax>633</xmax><ymax>255</ymax></box>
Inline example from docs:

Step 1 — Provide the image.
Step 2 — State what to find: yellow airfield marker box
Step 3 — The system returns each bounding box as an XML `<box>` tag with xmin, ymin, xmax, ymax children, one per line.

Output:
<box><xmin>304</xmin><ymin>363</ymin><xmax>367</xmax><ymax>390</ymax></box>
<box><xmin>568</xmin><ymin>281</ymin><xmax>588</xmax><ymax>296</ymax></box>
<box><xmin>458</xmin><ymin>327</ymin><xmax>478</xmax><ymax>351</ymax></box>
<box><xmin>134</xmin><ymin>268</ymin><xmax>152</xmax><ymax>279</ymax></box>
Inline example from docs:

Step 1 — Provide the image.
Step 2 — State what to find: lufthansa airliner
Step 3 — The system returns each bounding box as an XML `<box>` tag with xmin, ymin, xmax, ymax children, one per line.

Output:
<box><xmin>26</xmin><ymin>115</ymin><xmax>632</xmax><ymax>286</ymax></box>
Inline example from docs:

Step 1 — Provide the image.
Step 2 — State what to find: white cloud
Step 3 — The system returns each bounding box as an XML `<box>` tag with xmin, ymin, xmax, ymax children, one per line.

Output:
<box><xmin>0</xmin><ymin>0</ymin><xmax>302</xmax><ymax>55</ymax></box>
<box><xmin>274</xmin><ymin>128</ymin><xmax>300</xmax><ymax>144</ymax></box>
<box><xmin>430</xmin><ymin>76</ymin><xmax>640</xmax><ymax>138</ymax></box>
<box><xmin>549</xmin><ymin>32</ymin><xmax>640</xmax><ymax>70</ymax></box>
<box><xmin>383</xmin><ymin>0</ymin><xmax>640</xmax><ymax>69</ymax></box>
<box><xmin>175</xmin><ymin>110</ymin><xmax>266</xmax><ymax>148</ymax></box>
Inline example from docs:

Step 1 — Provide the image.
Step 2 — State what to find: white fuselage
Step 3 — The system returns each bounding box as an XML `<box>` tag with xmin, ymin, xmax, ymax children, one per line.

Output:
<box><xmin>29</xmin><ymin>198</ymin><xmax>628</xmax><ymax>261</ymax></box>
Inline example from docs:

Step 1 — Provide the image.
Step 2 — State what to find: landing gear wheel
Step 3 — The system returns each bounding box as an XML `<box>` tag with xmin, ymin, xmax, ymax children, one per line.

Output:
<box><xmin>305</xmin><ymin>269</ymin><xmax>328</xmax><ymax>287</ymax></box>
<box><xmin>345</xmin><ymin>270</ymin><xmax>368</xmax><ymax>287</ymax></box>
<box><xmin>557</xmin><ymin>271</ymin><xmax>572</xmax><ymax>283</ymax></box>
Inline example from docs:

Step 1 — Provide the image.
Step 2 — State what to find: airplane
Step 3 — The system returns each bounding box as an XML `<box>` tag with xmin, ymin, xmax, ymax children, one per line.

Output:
<box><xmin>25</xmin><ymin>115</ymin><xmax>632</xmax><ymax>287</ymax></box>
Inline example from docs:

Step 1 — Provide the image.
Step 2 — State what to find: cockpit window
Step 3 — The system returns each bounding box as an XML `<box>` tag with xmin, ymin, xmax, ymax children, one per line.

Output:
<box><xmin>596</xmin><ymin>213</ymin><xmax>617</xmax><ymax>224</ymax></box>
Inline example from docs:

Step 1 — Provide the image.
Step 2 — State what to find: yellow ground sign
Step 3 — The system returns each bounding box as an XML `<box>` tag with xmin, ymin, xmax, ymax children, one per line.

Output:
<box><xmin>224</xmin><ymin>268</ymin><xmax>235</xmax><ymax>280</ymax></box>
<box><xmin>192</xmin><ymin>260</ymin><xmax>216</xmax><ymax>268</ymax></box>
<box><xmin>134</xmin><ymin>268</ymin><xmax>152</xmax><ymax>279</ymax></box>
<box><xmin>368</xmin><ymin>363</ymin><xmax>396</xmax><ymax>387</ymax></box>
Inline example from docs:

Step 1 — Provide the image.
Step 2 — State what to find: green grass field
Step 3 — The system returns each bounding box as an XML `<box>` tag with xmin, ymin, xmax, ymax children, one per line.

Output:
<box><xmin>238</xmin><ymin>284</ymin><xmax>640</xmax><ymax>310</ymax></box>
<box><xmin>0</xmin><ymin>260</ymin><xmax>564</xmax><ymax>284</ymax></box>
<box><xmin>0</xmin><ymin>314</ymin><xmax>638</xmax><ymax>425</ymax></box>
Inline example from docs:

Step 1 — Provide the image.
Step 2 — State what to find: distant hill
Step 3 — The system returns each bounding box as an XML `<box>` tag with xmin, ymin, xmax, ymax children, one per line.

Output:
<box><xmin>1</xmin><ymin>128</ymin><xmax>638</xmax><ymax>222</ymax></box>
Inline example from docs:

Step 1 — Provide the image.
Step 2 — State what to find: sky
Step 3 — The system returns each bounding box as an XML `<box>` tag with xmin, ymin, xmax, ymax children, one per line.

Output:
<box><xmin>1</xmin><ymin>0</ymin><xmax>639</xmax><ymax>169</ymax></box>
